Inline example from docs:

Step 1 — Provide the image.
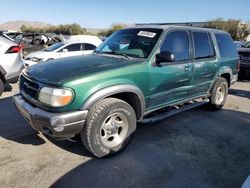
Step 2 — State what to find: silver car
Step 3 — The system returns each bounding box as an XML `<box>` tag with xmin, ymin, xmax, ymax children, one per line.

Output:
<box><xmin>0</xmin><ymin>36</ymin><xmax>24</xmax><ymax>96</ymax></box>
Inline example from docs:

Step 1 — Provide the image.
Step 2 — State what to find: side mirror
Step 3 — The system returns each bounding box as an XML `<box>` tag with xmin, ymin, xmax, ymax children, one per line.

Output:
<box><xmin>62</xmin><ymin>49</ymin><xmax>68</xmax><ymax>53</ymax></box>
<box><xmin>156</xmin><ymin>51</ymin><xmax>175</xmax><ymax>65</ymax></box>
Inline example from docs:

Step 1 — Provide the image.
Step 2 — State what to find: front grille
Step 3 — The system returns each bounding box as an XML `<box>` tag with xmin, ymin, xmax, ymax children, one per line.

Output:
<box><xmin>20</xmin><ymin>74</ymin><xmax>40</xmax><ymax>99</ymax></box>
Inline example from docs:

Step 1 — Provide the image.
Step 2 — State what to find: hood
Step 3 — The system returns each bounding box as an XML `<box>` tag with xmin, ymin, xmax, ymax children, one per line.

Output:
<box><xmin>25</xmin><ymin>54</ymin><xmax>140</xmax><ymax>85</ymax></box>
<box><xmin>26</xmin><ymin>50</ymin><xmax>51</xmax><ymax>58</ymax></box>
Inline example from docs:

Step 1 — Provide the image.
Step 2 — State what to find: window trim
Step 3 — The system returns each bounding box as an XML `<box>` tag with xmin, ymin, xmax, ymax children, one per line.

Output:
<box><xmin>191</xmin><ymin>31</ymin><xmax>216</xmax><ymax>62</ymax></box>
<box><xmin>58</xmin><ymin>43</ymin><xmax>81</xmax><ymax>52</ymax></box>
<box><xmin>158</xmin><ymin>29</ymin><xmax>191</xmax><ymax>65</ymax></box>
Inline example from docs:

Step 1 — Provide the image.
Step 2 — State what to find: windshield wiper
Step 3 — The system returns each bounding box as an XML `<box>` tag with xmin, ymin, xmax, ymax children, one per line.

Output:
<box><xmin>102</xmin><ymin>51</ymin><xmax>132</xmax><ymax>60</ymax></box>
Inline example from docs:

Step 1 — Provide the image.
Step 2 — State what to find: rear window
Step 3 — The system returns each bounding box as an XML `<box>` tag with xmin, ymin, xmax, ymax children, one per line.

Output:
<box><xmin>215</xmin><ymin>34</ymin><xmax>237</xmax><ymax>58</ymax></box>
<box><xmin>193</xmin><ymin>32</ymin><xmax>215</xmax><ymax>60</ymax></box>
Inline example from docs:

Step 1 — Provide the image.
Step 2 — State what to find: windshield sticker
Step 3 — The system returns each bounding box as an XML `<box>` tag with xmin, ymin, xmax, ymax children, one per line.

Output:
<box><xmin>137</xmin><ymin>31</ymin><xmax>156</xmax><ymax>38</ymax></box>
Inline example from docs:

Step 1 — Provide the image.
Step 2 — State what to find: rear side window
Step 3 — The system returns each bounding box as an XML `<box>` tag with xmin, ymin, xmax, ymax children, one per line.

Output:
<box><xmin>193</xmin><ymin>32</ymin><xmax>215</xmax><ymax>60</ymax></box>
<box><xmin>64</xmin><ymin>43</ymin><xmax>81</xmax><ymax>52</ymax></box>
<box><xmin>215</xmin><ymin>34</ymin><xmax>237</xmax><ymax>58</ymax></box>
<box><xmin>161</xmin><ymin>31</ymin><xmax>189</xmax><ymax>62</ymax></box>
<box><xmin>84</xmin><ymin>43</ymin><xmax>96</xmax><ymax>50</ymax></box>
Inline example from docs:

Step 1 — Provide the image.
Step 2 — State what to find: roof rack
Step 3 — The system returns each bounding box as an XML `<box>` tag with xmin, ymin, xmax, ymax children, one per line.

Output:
<box><xmin>135</xmin><ymin>22</ymin><xmax>207</xmax><ymax>27</ymax></box>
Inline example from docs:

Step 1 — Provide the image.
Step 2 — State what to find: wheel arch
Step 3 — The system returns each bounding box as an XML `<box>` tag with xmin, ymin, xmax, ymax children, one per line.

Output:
<box><xmin>81</xmin><ymin>84</ymin><xmax>146</xmax><ymax>120</ymax></box>
<box><xmin>0</xmin><ymin>65</ymin><xmax>6</xmax><ymax>83</ymax></box>
<box><xmin>217</xmin><ymin>67</ymin><xmax>232</xmax><ymax>87</ymax></box>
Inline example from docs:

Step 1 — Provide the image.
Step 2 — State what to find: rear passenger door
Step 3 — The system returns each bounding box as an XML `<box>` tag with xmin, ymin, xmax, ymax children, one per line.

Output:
<box><xmin>148</xmin><ymin>30</ymin><xmax>193</xmax><ymax>109</ymax></box>
<box><xmin>190</xmin><ymin>31</ymin><xmax>218</xmax><ymax>95</ymax></box>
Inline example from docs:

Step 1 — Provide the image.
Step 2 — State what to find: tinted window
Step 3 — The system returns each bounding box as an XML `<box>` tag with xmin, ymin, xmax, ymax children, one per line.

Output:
<box><xmin>63</xmin><ymin>43</ymin><xmax>81</xmax><ymax>52</ymax></box>
<box><xmin>84</xmin><ymin>43</ymin><xmax>96</xmax><ymax>50</ymax></box>
<box><xmin>193</xmin><ymin>32</ymin><xmax>215</xmax><ymax>60</ymax></box>
<box><xmin>161</xmin><ymin>31</ymin><xmax>189</xmax><ymax>62</ymax></box>
<box><xmin>215</xmin><ymin>34</ymin><xmax>237</xmax><ymax>58</ymax></box>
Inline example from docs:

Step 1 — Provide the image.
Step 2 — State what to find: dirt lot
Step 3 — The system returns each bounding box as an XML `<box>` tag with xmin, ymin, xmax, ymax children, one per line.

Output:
<box><xmin>0</xmin><ymin>81</ymin><xmax>250</xmax><ymax>188</ymax></box>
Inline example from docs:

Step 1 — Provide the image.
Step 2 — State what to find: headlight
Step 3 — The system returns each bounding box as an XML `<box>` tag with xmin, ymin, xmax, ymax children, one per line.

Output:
<box><xmin>38</xmin><ymin>87</ymin><xmax>74</xmax><ymax>107</ymax></box>
<box><xmin>26</xmin><ymin>57</ymin><xmax>43</xmax><ymax>62</ymax></box>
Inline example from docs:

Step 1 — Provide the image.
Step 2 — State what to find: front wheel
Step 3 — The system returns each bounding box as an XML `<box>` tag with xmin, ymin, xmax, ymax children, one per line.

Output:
<box><xmin>0</xmin><ymin>79</ymin><xmax>4</xmax><ymax>97</ymax></box>
<box><xmin>81</xmin><ymin>98</ymin><xmax>137</xmax><ymax>158</ymax></box>
<box><xmin>207</xmin><ymin>77</ymin><xmax>228</xmax><ymax>110</ymax></box>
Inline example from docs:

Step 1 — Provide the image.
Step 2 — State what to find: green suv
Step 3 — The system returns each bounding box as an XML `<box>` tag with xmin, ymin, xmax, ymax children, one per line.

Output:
<box><xmin>14</xmin><ymin>25</ymin><xmax>239</xmax><ymax>157</ymax></box>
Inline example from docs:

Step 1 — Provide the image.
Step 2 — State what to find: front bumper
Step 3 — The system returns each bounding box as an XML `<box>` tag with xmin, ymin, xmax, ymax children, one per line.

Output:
<box><xmin>13</xmin><ymin>94</ymin><xmax>88</xmax><ymax>139</ymax></box>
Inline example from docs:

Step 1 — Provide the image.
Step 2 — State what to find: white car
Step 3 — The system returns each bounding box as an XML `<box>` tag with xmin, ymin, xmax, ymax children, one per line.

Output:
<box><xmin>0</xmin><ymin>36</ymin><xmax>24</xmax><ymax>96</ymax></box>
<box><xmin>24</xmin><ymin>35</ymin><xmax>102</xmax><ymax>66</ymax></box>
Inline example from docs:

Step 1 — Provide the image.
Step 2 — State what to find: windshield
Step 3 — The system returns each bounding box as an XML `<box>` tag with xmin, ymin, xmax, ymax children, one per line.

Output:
<box><xmin>43</xmin><ymin>42</ymin><xmax>64</xmax><ymax>52</ymax></box>
<box><xmin>96</xmin><ymin>28</ymin><xmax>163</xmax><ymax>58</ymax></box>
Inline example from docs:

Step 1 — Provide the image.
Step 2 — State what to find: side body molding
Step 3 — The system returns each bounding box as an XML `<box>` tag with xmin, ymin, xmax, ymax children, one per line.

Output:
<box><xmin>81</xmin><ymin>84</ymin><xmax>146</xmax><ymax>119</ymax></box>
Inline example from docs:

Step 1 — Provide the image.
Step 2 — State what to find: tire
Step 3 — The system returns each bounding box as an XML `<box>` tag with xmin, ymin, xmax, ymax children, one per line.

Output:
<box><xmin>0</xmin><ymin>79</ymin><xmax>4</xmax><ymax>97</ymax></box>
<box><xmin>207</xmin><ymin>77</ymin><xmax>228</xmax><ymax>110</ymax></box>
<box><xmin>81</xmin><ymin>98</ymin><xmax>137</xmax><ymax>158</ymax></box>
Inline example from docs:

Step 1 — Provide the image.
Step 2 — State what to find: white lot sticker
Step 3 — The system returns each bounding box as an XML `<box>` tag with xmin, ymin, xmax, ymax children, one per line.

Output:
<box><xmin>137</xmin><ymin>31</ymin><xmax>156</xmax><ymax>38</ymax></box>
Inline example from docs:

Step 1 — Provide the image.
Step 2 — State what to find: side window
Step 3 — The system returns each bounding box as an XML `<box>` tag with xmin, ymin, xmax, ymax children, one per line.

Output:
<box><xmin>63</xmin><ymin>43</ymin><xmax>81</xmax><ymax>52</ymax></box>
<box><xmin>193</xmin><ymin>32</ymin><xmax>215</xmax><ymax>60</ymax></box>
<box><xmin>161</xmin><ymin>31</ymin><xmax>189</xmax><ymax>62</ymax></box>
<box><xmin>215</xmin><ymin>34</ymin><xmax>237</xmax><ymax>58</ymax></box>
<box><xmin>84</xmin><ymin>43</ymin><xmax>97</xmax><ymax>50</ymax></box>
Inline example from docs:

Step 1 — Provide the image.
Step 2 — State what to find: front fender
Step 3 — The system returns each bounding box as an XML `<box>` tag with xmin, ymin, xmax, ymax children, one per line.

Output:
<box><xmin>81</xmin><ymin>84</ymin><xmax>145</xmax><ymax>118</ymax></box>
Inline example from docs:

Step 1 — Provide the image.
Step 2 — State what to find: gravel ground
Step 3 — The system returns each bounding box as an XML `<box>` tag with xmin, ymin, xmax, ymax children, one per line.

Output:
<box><xmin>0</xmin><ymin>80</ymin><xmax>249</xmax><ymax>188</ymax></box>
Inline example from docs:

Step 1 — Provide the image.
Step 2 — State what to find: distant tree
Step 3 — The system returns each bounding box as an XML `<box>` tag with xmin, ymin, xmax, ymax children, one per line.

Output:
<box><xmin>98</xmin><ymin>24</ymin><xmax>124</xmax><ymax>37</ymax></box>
<box><xmin>20</xmin><ymin>23</ymin><xmax>87</xmax><ymax>35</ymax></box>
<box><xmin>205</xmin><ymin>18</ymin><xmax>250</xmax><ymax>41</ymax></box>
<box><xmin>20</xmin><ymin>25</ymin><xmax>28</xmax><ymax>32</ymax></box>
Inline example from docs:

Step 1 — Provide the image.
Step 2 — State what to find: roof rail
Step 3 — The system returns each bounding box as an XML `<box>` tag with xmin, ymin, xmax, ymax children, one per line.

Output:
<box><xmin>135</xmin><ymin>22</ymin><xmax>207</xmax><ymax>27</ymax></box>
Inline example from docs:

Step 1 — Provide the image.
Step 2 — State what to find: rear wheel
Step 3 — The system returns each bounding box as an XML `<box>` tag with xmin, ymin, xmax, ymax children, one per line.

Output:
<box><xmin>207</xmin><ymin>77</ymin><xmax>228</xmax><ymax>110</ymax></box>
<box><xmin>81</xmin><ymin>98</ymin><xmax>137</xmax><ymax>158</ymax></box>
<box><xmin>0</xmin><ymin>79</ymin><xmax>4</xmax><ymax>97</ymax></box>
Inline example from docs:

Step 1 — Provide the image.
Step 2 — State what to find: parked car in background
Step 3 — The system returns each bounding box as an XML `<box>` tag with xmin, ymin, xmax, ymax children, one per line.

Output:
<box><xmin>0</xmin><ymin>36</ymin><xmax>24</xmax><ymax>96</ymax></box>
<box><xmin>234</xmin><ymin>41</ymin><xmax>245</xmax><ymax>49</ymax></box>
<box><xmin>14</xmin><ymin>25</ymin><xmax>239</xmax><ymax>157</ymax></box>
<box><xmin>24</xmin><ymin>35</ymin><xmax>102</xmax><ymax>66</ymax></box>
<box><xmin>238</xmin><ymin>41</ymin><xmax>250</xmax><ymax>78</ymax></box>
<box><xmin>0</xmin><ymin>30</ymin><xmax>18</xmax><ymax>42</ymax></box>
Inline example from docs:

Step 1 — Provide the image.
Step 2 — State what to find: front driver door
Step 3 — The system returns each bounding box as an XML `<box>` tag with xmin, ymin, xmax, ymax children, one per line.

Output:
<box><xmin>57</xmin><ymin>43</ymin><xmax>82</xmax><ymax>58</ymax></box>
<box><xmin>148</xmin><ymin>30</ymin><xmax>193</xmax><ymax>110</ymax></box>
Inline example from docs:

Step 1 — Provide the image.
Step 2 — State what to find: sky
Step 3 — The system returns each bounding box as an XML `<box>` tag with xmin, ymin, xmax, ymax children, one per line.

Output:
<box><xmin>0</xmin><ymin>0</ymin><xmax>249</xmax><ymax>28</ymax></box>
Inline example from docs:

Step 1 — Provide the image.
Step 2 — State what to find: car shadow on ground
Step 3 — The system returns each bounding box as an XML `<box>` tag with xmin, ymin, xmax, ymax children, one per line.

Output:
<box><xmin>1</xmin><ymin>96</ymin><xmax>250</xmax><ymax>187</ymax></box>
<box><xmin>50</xmin><ymin>108</ymin><xmax>250</xmax><ymax>188</ymax></box>
<box><xmin>229</xmin><ymin>88</ymin><xmax>250</xmax><ymax>99</ymax></box>
<box><xmin>0</xmin><ymin>96</ymin><xmax>91</xmax><ymax>156</ymax></box>
<box><xmin>4</xmin><ymin>83</ymin><xmax>12</xmax><ymax>92</ymax></box>
<box><xmin>0</xmin><ymin>97</ymin><xmax>46</xmax><ymax>145</ymax></box>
